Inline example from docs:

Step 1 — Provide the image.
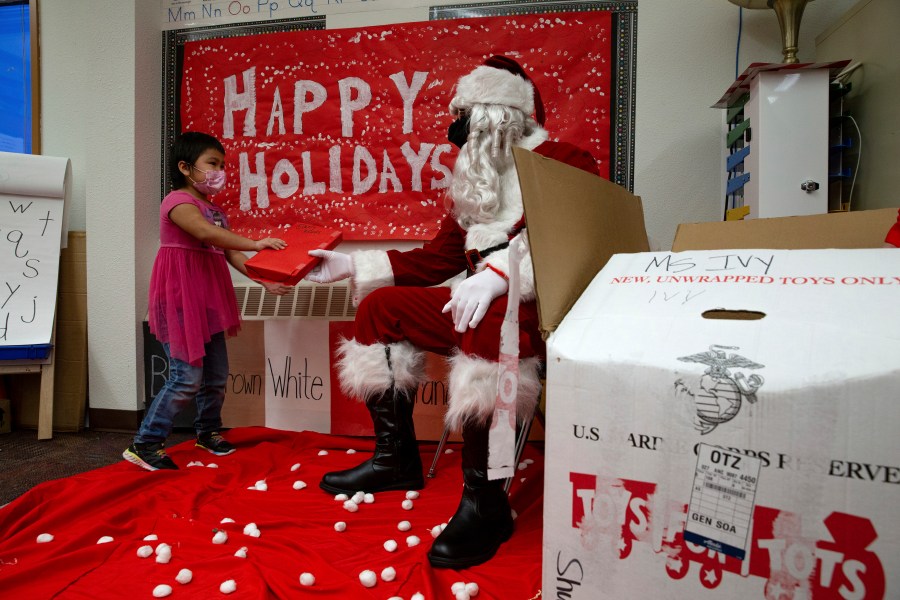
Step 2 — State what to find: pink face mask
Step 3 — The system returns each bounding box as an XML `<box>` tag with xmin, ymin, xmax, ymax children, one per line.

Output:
<box><xmin>190</xmin><ymin>166</ymin><xmax>227</xmax><ymax>195</ymax></box>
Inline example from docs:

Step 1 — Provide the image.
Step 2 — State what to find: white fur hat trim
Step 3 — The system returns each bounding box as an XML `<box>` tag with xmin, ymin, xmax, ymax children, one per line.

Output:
<box><xmin>453</xmin><ymin>65</ymin><xmax>535</xmax><ymax>116</ymax></box>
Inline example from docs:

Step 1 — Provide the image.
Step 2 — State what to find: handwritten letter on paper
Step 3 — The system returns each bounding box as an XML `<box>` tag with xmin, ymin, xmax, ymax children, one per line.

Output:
<box><xmin>0</xmin><ymin>151</ymin><xmax>71</xmax><ymax>346</ymax></box>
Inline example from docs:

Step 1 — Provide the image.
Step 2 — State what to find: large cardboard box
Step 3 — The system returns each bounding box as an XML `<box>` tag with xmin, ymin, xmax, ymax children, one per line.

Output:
<box><xmin>514</xmin><ymin>147</ymin><xmax>650</xmax><ymax>339</ymax></box>
<box><xmin>672</xmin><ymin>208</ymin><xmax>898</xmax><ymax>251</ymax></box>
<box><xmin>9</xmin><ymin>232</ymin><xmax>88</xmax><ymax>431</ymax></box>
<box><xmin>143</xmin><ymin>320</ymin><xmax>267</xmax><ymax>429</ymax></box>
<box><xmin>0</xmin><ymin>397</ymin><xmax>10</xmax><ymax>434</ymax></box>
<box><xmin>543</xmin><ymin>241</ymin><xmax>900</xmax><ymax>598</ymax></box>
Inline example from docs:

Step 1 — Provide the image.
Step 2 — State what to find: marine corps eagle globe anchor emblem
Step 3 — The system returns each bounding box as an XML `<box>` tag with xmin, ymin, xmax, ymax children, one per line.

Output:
<box><xmin>674</xmin><ymin>345</ymin><xmax>765</xmax><ymax>434</ymax></box>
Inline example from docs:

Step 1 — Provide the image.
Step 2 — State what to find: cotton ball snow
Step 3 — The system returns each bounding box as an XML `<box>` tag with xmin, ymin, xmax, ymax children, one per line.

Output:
<box><xmin>334</xmin><ymin>521</ymin><xmax>347</xmax><ymax>532</ymax></box>
<box><xmin>207</xmin><ymin>463</ymin><xmax>218</xmax><ymax>468</ymax></box>
<box><xmin>234</xmin><ymin>546</ymin><xmax>248</xmax><ymax>558</ymax></box>
<box><xmin>290</xmin><ymin>462</ymin><xmax>301</xmax><ymax>471</ymax></box>
<box><xmin>384</xmin><ymin>539</ymin><xmax>398</xmax><ymax>552</ymax></box>
<box><xmin>96</xmin><ymin>536</ymin><xmax>114</xmax><ymax>544</ymax></box>
<box><xmin>346</xmin><ymin>448</ymin><xmax>357</xmax><ymax>454</ymax></box>
<box><xmin>406</xmin><ymin>535</ymin><xmax>420</xmax><ymax>547</ymax></box>
<box><xmin>452</xmin><ymin>582</ymin><xmax>466</xmax><ymax>594</ymax></box>
<box><xmin>176</xmin><ymin>568</ymin><xmax>193</xmax><ymax>584</ymax></box>
<box><xmin>465</xmin><ymin>582</ymin><xmax>480</xmax><ymax>596</ymax></box>
<box><xmin>155</xmin><ymin>549</ymin><xmax>172</xmax><ymax>564</ymax></box>
<box><xmin>220</xmin><ymin>517</ymin><xmax>235</xmax><ymax>524</ymax></box>
<box><xmin>430</xmin><ymin>525</ymin><xmax>442</xmax><ymax>538</ymax></box>
<box><xmin>143</xmin><ymin>534</ymin><xmax>158</xmax><ymax>541</ymax></box>
<box><xmin>219</xmin><ymin>579</ymin><xmax>237</xmax><ymax>594</ymax></box>
<box><xmin>152</xmin><ymin>584</ymin><xmax>172</xmax><ymax>598</ymax></box>
<box><xmin>136</xmin><ymin>545</ymin><xmax>153</xmax><ymax>558</ymax></box>
<box><xmin>405</xmin><ymin>490</ymin><xmax>419</xmax><ymax>500</ymax></box>
<box><xmin>412</xmin><ymin>593</ymin><xmax>425</xmax><ymax>600</ymax></box>
<box><xmin>317</xmin><ymin>450</ymin><xmax>328</xmax><ymax>456</ymax></box>
<box><xmin>243</xmin><ymin>523</ymin><xmax>259</xmax><ymax>535</ymax></box>
<box><xmin>359</xmin><ymin>570</ymin><xmax>377</xmax><ymax>588</ymax></box>
<box><xmin>299</xmin><ymin>572</ymin><xmax>315</xmax><ymax>586</ymax></box>
<box><xmin>253</xmin><ymin>480</ymin><xmax>268</xmax><ymax>491</ymax></box>
<box><xmin>397</xmin><ymin>520</ymin><xmax>411</xmax><ymax>531</ymax></box>
<box><xmin>292</xmin><ymin>480</ymin><xmax>307</xmax><ymax>490</ymax></box>
<box><xmin>212</xmin><ymin>530</ymin><xmax>228</xmax><ymax>544</ymax></box>
<box><xmin>334</xmin><ymin>493</ymin><xmax>349</xmax><ymax>502</ymax></box>
<box><xmin>401</xmin><ymin>499</ymin><xmax>414</xmax><ymax>510</ymax></box>
<box><xmin>363</xmin><ymin>493</ymin><xmax>375</xmax><ymax>504</ymax></box>
<box><xmin>381</xmin><ymin>566</ymin><xmax>396</xmax><ymax>582</ymax></box>
<box><xmin>343</xmin><ymin>500</ymin><xmax>359</xmax><ymax>512</ymax></box>
<box><xmin>36</xmin><ymin>533</ymin><xmax>54</xmax><ymax>543</ymax></box>
<box><xmin>351</xmin><ymin>491</ymin><xmax>365</xmax><ymax>504</ymax></box>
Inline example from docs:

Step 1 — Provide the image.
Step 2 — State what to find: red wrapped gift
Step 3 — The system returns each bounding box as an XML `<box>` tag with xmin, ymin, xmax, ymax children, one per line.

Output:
<box><xmin>244</xmin><ymin>224</ymin><xmax>342</xmax><ymax>285</ymax></box>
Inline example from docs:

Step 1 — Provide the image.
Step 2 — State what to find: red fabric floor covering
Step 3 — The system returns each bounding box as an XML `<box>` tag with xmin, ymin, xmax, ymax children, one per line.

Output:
<box><xmin>0</xmin><ymin>427</ymin><xmax>545</xmax><ymax>599</ymax></box>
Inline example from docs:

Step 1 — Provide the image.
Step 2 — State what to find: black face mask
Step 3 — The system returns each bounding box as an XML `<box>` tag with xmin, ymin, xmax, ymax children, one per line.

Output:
<box><xmin>447</xmin><ymin>115</ymin><xmax>471</xmax><ymax>149</ymax></box>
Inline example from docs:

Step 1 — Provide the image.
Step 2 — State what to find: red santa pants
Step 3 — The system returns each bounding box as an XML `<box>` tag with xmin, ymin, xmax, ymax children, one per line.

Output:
<box><xmin>353</xmin><ymin>286</ymin><xmax>545</xmax><ymax>361</ymax></box>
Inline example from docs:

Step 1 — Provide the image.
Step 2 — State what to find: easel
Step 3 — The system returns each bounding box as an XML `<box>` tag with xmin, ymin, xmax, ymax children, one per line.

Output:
<box><xmin>0</xmin><ymin>324</ymin><xmax>56</xmax><ymax>440</ymax></box>
<box><xmin>0</xmin><ymin>151</ymin><xmax>72</xmax><ymax>442</ymax></box>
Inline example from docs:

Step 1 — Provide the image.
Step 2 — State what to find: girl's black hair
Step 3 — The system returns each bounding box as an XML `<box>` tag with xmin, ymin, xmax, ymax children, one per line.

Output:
<box><xmin>169</xmin><ymin>132</ymin><xmax>226</xmax><ymax>190</ymax></box>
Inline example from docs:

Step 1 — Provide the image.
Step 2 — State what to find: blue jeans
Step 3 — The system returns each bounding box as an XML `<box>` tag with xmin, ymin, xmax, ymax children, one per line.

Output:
<box><xmin>135</xmin><ymin>332</ymin><xmax>229</xmax><ymax>444</ymax></box>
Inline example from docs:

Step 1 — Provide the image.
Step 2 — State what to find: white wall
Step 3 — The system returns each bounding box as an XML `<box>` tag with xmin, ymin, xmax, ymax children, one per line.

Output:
<box><xmin>41</xmin><ymin>0</ymin><xmax>160</xmax><ymax>416</ymax></box>
<box><xmin>815</xmin><ymin>0</ymin><xmax>900</xmax><ymax>211</ymax></box>
<box><xmin>39</xmin><ymin>0</ymin><xmax>856</xmax><ymax>417</ymax></box>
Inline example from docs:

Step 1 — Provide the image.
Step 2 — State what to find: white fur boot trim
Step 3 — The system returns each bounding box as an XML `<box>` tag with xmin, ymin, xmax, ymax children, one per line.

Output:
<box><xmin>335</xmin><ymin>338</ymin><xmax>425</xmax><ymax>401</ymax></box>
<box><xmin>444</xmin><ymin>353</ymin><xmax>542</xmax><ymax>431</ymax></box>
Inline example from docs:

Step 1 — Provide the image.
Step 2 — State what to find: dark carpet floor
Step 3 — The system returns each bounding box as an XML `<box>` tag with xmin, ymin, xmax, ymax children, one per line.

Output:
<box><xmin>0</xmin><ymin>428</ymin><xmax>193</xmax><ymax>507</ymax></box>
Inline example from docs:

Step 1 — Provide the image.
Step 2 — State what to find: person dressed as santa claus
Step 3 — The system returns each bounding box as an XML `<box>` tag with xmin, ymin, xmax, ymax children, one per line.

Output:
<box><xmin>305</xmin><ymin>55</ymin><xmax>598</xmax><ymax>569</ymax></box>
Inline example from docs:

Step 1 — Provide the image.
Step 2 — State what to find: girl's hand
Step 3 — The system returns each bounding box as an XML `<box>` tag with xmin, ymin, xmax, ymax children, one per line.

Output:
<box><xmin>255</xmin><ymin>237</ymin><xmax>287</xmax><ymax>251</ymax></box>
<box><xmin>260</xmin><ymin>280</ymin><xmax>293</xmax><ymax>296</ymax></box>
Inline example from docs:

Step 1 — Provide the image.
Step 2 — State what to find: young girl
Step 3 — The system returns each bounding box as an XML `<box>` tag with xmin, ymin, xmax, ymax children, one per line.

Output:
<box><xmin>124</xmin><ymin>132</ymin><xmax>291</xmax><ymax>471</ymax></box>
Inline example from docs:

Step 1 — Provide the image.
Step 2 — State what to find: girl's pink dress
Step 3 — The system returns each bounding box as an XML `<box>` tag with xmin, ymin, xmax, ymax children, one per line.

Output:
<box><xmin>148</xmin><ymin>190</ymin><xmax>240</xmax><ymax>366</ymax></box>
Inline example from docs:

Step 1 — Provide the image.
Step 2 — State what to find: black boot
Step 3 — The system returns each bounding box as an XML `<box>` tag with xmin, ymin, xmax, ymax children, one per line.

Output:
<box><xmin>427</xmin><ymin>418</ymin><xmax>514</xmax><ymax>569</ymax></box>
<box><xmin>320</xmin><ymin>386</ymin><xmax>424</xmax><ymax>495</ymax></box>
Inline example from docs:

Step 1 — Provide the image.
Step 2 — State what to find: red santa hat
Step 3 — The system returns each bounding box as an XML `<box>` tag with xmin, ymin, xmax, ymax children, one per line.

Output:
<box><xmin>453</xmin><ymin>55</ymin><xmax>546</xmax><ymax>126</ymax></box>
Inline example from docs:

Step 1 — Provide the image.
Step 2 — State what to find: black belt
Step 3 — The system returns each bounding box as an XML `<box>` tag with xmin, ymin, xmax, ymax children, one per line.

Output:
<box><xmin>465</xmin><ymin>241</ymin><xmax>511</xmax><ymax>277</ymax></box>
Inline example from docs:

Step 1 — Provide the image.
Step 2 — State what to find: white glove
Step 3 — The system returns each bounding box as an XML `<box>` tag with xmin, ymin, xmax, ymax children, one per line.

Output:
<box><xmin>304</xmin><ymin>249</ymin><xmax>353</xmax><ymax>283</ymax></box>
<box><xmin>442</xmin><ymin>267</ymin><xmax>509</xmax><ymax>333</ymax></box>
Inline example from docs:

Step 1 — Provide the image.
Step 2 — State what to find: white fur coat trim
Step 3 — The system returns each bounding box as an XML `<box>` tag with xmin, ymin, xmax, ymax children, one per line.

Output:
<box><xmin>444</xmin><ymin>352</ymin><xmax>542</xmax><ymax>431</ymax></box>
<box><xmin>336</xmin><ymin>338</ymin><xmax>424</xmax><ymax>400</ymax></box>
<box><xmin>350</xmin><ymin>249</ymin><xmax>394</xmax><ymax>306</ymax></box>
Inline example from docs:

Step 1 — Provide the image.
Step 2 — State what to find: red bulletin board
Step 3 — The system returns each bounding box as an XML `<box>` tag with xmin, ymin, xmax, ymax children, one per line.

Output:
<box><xmin>180</xmin><ymin>11</ymin><xmax>612</xmax><ymax>241</ymax></box>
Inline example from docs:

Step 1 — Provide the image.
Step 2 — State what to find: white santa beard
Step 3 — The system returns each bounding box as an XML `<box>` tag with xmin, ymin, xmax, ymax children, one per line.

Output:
<box><xmin>450</xmin><ymin>134</ymin><xmax>519</xmax><ymax>224</ymax></box>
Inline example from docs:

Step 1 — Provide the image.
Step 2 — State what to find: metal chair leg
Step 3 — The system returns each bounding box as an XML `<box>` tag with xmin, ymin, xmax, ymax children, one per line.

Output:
<box><xmin>429</xmin><ymin>405</ymin><xmax>542</xmax><ymax>486</ymax></box>
<box><xmin>427</xmin><ymin>423</ymin><xmax>452</xmax><ymax>478</ymax></box>
<box><xmin>504</xmin><ymin>405</ymin><xmax>540</xmax><ymax>493</ymax></box>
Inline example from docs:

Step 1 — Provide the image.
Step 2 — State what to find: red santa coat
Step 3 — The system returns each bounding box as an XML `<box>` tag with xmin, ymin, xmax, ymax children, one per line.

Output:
<box><xmin>342</xmin><ymin>130</ymin><xmax>598</xmax><ymax>428</ymax></box>
<box><xmin>350</xmin><ymin>131</ymin><xmax>598</xmax><ymax>305</ymax></box>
